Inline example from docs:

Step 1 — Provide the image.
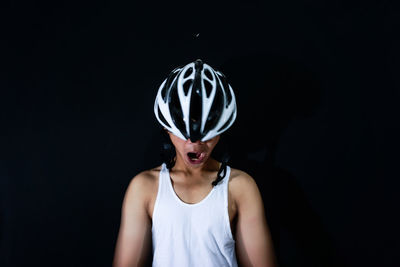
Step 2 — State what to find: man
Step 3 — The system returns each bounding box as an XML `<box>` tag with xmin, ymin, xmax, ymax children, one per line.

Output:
<box><xmin>113</xmin><ymin>59</ymin><xmax>277</xmax><ymax>267</ymax></box>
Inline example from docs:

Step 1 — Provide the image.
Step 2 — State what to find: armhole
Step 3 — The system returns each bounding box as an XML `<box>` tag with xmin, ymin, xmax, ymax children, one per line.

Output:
<box><xmin>224</xmin><ymin>166</ymin><xmax>235</xmax><ymax>241</ymax></box>
<box><xmin>151</xmin><ymin>163</ymin><xmax>165</xmax><ymax>230</ymax></box>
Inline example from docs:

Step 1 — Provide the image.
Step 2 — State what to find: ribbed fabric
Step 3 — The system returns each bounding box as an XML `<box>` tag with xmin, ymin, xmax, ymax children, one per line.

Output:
<box><xmin>151</xmin><ymin>163</ymin><xmax>238</xmax><ymax>267</ymax></box>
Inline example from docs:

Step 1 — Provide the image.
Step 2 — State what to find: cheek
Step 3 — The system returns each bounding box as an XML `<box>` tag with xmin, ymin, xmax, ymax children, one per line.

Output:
<box><xmin>177</xmin><ymin>144</ymin><xmax>186</xmax><ymax>154</ymax></box>
<box><xmin>172</xmin><ymin>140</ymin><xmax>186</xmax><ymax>153</ymax></box>
<box><xmin>169</xmin><ymin>135</ymin><xmax>184</xmax><ymax>148</ymax></box>
<box><xmin>207</xmin><ymin>140</ymin><xmax>219</xmax><ymax>151</ymax></box>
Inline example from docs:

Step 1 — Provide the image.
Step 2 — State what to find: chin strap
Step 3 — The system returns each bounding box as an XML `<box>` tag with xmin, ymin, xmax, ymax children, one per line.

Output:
<box><xmin>212</xmin><ymin>152</ymin><xmax>229</xmax><ymax>186</ymax></box>
<box><xmin>160</xmin><ymin>129</ymin><xmax>176</xmax><ymax>170</ymax></box>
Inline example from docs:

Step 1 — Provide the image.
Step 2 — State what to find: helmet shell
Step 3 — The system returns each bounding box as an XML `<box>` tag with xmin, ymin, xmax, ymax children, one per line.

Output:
<box><xmin>154</xmin><ymin>59</ymin><xmax>237</xmax><ymax>142</ymax></box>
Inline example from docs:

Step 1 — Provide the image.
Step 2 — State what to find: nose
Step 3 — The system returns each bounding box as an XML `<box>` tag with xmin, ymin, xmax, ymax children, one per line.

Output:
<box><xmin>187</xmin><ymin>138</ymin><xmax>203</xmax><ymax>144</ymax></box>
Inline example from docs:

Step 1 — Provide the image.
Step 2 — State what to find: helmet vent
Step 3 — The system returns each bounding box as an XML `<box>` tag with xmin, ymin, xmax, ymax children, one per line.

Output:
<box><xmin>218</xmin><ymin>111</ymin><xmax>235</xmax><ymax>133</ymax></box>
<box><xmin>164</xmin><ymin>70</ymin><xmax>179</xmax><ymax>101</ymax></box>
<box><xmin>225</xmin><ymin>87</ymin><xmax>232</xmax><ymax>106</ymax></box>
<box><xmin>204</xmin><ymin>80</ymin><xmax>213</xmax><ymax>98</ymax></box>
<box><xmin>160</xmin><ymin>83</ymin><xmax>167</xmax><ymax>101</ymax></box>
<box><xmin>169</xmin><ymin>88</ymin><xmax>188</xmax><ymax>138</ymax></box>
<box><xmin>183</xmin><ymin>80</ymin><xmax>192</xmax><ymax>96</ymax></box>
<box><xmin>183</xmin><ymin>67</ymin><xmax>193</xmax><ymax>78</ymax></box>
<box><xmin>204</xmin><ymin>69</ymin><xmax>213</xmax><ymax>80</ymax></box>
<box><xmin>219</xmin><ymin>77</ymin><xmax>232</xmax><ymax>106</ymax></box>
<box><xmin>157</xmin><ymin>106</ymin><xmax>171</xmax><ymax>128</ymax></box>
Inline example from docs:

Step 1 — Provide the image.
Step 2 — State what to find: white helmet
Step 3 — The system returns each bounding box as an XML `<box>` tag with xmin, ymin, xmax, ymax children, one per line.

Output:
<box><xmin>154</xmin><ymin>59</ymin><xmax>237</xmax><ymax>142</ymax></box>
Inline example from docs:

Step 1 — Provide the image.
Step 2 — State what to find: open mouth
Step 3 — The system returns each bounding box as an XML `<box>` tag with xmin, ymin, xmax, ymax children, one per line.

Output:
<box><xmin>186</xmin><ymin>152</ymin><xmax>206</xmax><ymax>164</ymax></box>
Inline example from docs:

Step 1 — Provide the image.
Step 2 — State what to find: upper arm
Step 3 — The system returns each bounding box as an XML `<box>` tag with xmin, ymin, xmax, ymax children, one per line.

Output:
<box><xmin>233</xmin><ymin>172</ymin><xmax>277</xmax><ymax>267</ymax></box>
<box><xmin>113</xmin><ymin>173</ymin><xmax>153</xmax><ymax>267</ymax></box>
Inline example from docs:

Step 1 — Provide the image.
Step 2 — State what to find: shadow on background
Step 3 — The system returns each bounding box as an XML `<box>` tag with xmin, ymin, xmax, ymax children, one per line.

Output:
<box><xmin>214</xmin><ymin>54</ymin><xmax>341</xmax><ymax>267</ymax></box>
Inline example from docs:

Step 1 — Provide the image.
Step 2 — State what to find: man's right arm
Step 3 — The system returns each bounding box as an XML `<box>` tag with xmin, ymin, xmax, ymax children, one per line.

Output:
<box><xmin>113</xmin><ymin>173</ymin><xmax>153</xmax><ymax>267</ymax></box>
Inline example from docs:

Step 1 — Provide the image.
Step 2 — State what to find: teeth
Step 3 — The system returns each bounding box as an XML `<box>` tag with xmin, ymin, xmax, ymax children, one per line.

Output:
<box><xmin>188</xmin><ymin>152</ymin><xmax>197</xmax><ymax>159</ymax></box>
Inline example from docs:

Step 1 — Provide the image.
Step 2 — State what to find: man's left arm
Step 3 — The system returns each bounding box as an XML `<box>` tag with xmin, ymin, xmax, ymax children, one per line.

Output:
<box><xmin>233</xmin><ymin>173</ymin><xmax>277</xmax><ymax>267</ymax></box>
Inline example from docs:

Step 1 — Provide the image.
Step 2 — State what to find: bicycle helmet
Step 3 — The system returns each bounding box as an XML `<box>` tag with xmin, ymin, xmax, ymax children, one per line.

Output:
<box><xmin>154</xmin><ymin>59</ymin><xmax>237</xmax><ymax>142</ymax></box>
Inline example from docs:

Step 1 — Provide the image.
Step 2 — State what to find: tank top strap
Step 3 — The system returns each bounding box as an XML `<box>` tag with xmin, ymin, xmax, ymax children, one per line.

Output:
<box><xmin>217</xmin><ymin>165</ymin><xmax>231</xmax><ymax>191</ymax></box>
<box><xmin>220</xmin><ymin>165</ymin><xmax>233</xmax><ymax>240</ymax></box>
<box><xmin>221</xmin><ymin>165</ymin><xmax>232</xmax><ymax>202</ymax></box>
<box><xmin>159</xmin><ymin>163</ymin><xmax>169</xmax><ymax>190</ymax></box>
<box><xmin>223</xmin><ymin>165</ymin><xmax>231</xmax><ymax>185</ymax></box>
<box><xmin>152</xmin><ymin>163</ymin><xmax>169</xmax><ymax>220</ymax></box>
<box><xmin>160</xmin><ymin>162</ymin><xmax>167</xmax><ymax>172</ymax></box>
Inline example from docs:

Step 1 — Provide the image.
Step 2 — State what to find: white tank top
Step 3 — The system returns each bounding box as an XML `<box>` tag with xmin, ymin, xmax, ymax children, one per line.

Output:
<box><xmin>151</xmin><ymin>163</ymin><xmax>238</xmax><ymax>267</ymax></box>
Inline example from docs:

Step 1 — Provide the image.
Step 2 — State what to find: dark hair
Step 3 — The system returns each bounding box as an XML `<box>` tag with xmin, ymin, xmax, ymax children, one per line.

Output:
<box><xmin>160</xmin><ymin>129</ymin><xmax>230</xmax><ymax>186</ymax></box>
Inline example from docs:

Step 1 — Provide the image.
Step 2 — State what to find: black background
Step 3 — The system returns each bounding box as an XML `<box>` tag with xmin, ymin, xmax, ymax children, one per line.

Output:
<box><xmin>1</xmin><ymin>0</ymin><xmax>399</xmax><ymax>266</ymax></box>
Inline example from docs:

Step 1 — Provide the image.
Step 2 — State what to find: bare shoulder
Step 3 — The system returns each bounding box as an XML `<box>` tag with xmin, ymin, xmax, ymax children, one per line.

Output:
<box><xmin>128</xmin><ymin>165</ymin><xmax>161</xmax><ymax>187</ymax></box>
<box><xmin>124</xmin><ymin>165</ymin><xmax>162</xmax><ymax>204</ymax></box>
<box><xmin>229</xmin><ymin>168</ymin><xmax>262</xmax><ymax>204</ymax></box>
<box><xmin>229</xmin><ymin>168</ymin><xmax>258</xmax><ymax>190</ymax></box>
